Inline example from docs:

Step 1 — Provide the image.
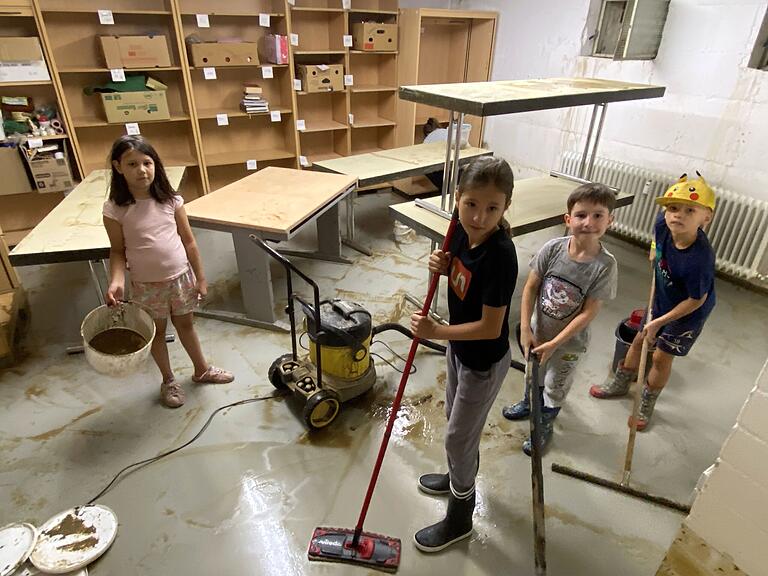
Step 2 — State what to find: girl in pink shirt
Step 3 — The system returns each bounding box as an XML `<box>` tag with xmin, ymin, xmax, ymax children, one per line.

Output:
<box><xmin>103</xmin><ymin>135</ymin><xmax>233</xmax><ymax>408</ymax></box>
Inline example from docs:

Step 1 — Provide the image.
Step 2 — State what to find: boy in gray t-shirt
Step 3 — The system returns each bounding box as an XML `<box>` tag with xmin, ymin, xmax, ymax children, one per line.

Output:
<box><xmin>502</xmin><ymin>183</ymin><xmax>618</xmax><ymax>455</ymax></box>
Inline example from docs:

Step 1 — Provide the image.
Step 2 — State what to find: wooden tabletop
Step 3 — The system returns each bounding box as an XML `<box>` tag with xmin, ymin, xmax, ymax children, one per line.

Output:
<box><xmin>390</xmin><ymin>175</ymin><xmax>634</xmax><ymax>241</ymax></box>
<box><xmin>185</xmin><ymin>167</ymin><xmax>357</xmax><ymax>238</ymax></box>
<box><xmin>9</xmin><ymin>167</ymin><xmax>186</xmax><ymax>266</ymax></box>
<box><xmin>399</xmin><ymin>77</ymin><xmax>666</xmax><ymax>117</ymax></box>
<box><xmin>312</xmin><ymin>142</ymin><xmax>492</xmax><ymax>187</ymax></box>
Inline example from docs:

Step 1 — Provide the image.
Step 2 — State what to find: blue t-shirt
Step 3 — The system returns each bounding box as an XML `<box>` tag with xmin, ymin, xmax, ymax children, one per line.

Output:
<box><xmin>653</xmin><ymin>212</ymin><xmax>715</xmax><ymax>327</ymax></box>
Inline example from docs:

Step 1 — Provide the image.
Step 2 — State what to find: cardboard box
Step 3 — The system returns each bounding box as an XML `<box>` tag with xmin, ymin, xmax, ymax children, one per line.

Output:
<box><xmin>297</xmin><ymin>64</ymin><xmax>344</xmax><ymax>93</ymax></box>
<box><xmin>0</xmin><ymin>227</ymin><xmax>20</xmax><ymax>295</ymax></box>
<box><xmin>257</xmin><ymin>34</ymin><xmax>289</xmax><ymax>65</ymax></box>
<box><xmin>0</xmin><ymin>147</ymin><xmax>33</xmax><ymax>197</ymax></box>
<box><xmin>188</xmin><ymin>42</ymin><xmax>259</xmax><ymax>67</ymax></box>
<box><xmin>99</xmin><ymin>35</ymin><xmax>171</xmax><ymax>69</ymax></box>
<box><xmin>25</xmin><ymin>156</ymin><xmax>73</xmax><ymax>194</ymax></box>
<box><xmin>351</xmin><ymin>22</ymin><xmax>398</xmax><ymax>51</ymax></box>
<box><xmin>0</xmin><ymin>37</ymin><xmax>50</xmax><ymax>82</ymax></box>
<box><xmin>100</xmin><ymin>90</ymin><xmax>170</xmax><ymax>123</ymax></box>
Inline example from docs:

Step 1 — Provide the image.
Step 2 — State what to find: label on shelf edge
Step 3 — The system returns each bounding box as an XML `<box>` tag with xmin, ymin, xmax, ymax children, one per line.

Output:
<box><xmin>203</xmin><ymin>67</ymin><xmax>217</xmax><ymax>80</ymax></box>
<box><xmin>216</xmin><ymin>113</ymin><xmax>229</xmax><ymax>126</ymax></box>
<box><xmin>293</xmin><ymin>78</ymin><xmax>301</xmax><ymax>91</ymax></box>
<box><xmin>261</xmin><ymin>66</ymin><xmax>274</xmax><ymax>79</ymax></box>
<box><xmin>259</xmin><ymin>13</ymin><xmax>270</xmax><ymax>27</ymax></box>
<box><xmin>110</xmin><ymin>68</ymin><xmax>126</xmax><ymax>82</ymax></box>
<box><xmin>343</xmin><ymin>35</ymin><xmax>353</xmax><ymax>47</ymax></box>
<box><xmin>270</xmin><ymin>110</ymin><xmax>281</xmax><ymax>122</ymax></box>
<box><xmin>348</xmin><ymin>113</ymin><xmax>354</xmax><ymax>125</ymax></box>
<box><xmin>299</xmin><ymin>155</ymin><xmax>309</xmax><ymax>167</ymax></box>
<box><xmin>97</xmin><ymin>9</ymin><xmax>114</xmax><ymax>25</ymax></box>
<box><xmin>196</xmin><ymin>14</ymin><xmax>210</xmax><ymax>28</ymax></box>
<box><xmin>246</xmin><ymin>159</ymin><xmax>258</xmax><ymax>170</ymax></box>
<box><xmin>290</xmin><ymin>33</ymin><xmax>299</xmax><ymax>46</ymax></box>
<box><xmin>125</xmin><ymin>123</ymin><xmax>140</xmax><ymax>135</ymax></box>
<box><xmin>342</xmin><ymin>0</ymin><xmax>351</xmax><ymax>9</ymax></box>
<box><xmin>344</xmin><ymin>74</ymin><xmax>354</xmax><ymax>86</ymax></box>
<box><xmin>296</xmin><ymin>119</ymin><xmax>306</xmax><ymax>131</ymax></box>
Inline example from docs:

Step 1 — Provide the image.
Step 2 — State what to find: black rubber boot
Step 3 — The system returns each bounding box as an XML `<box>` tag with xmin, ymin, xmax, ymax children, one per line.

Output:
<box><xmin>414</xmin><ymin>492</ymin><xmax>475</xmax><ymax>552</ymax></box>
<box><xmin>522</xmin><ymin>406</ymin><xmax>560</xmax><ymax>456</ymax></box>
<box><xmin>418</xmin><ymin>473</ymin><xmax>449</xmax><ymax>495</ymax></box>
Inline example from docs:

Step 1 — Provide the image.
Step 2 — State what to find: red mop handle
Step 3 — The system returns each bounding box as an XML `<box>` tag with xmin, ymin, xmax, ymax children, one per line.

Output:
<box><xmin>353</xmin><ymin>211</ymin><xmax>460</xmax><ymax>545</ymax></box>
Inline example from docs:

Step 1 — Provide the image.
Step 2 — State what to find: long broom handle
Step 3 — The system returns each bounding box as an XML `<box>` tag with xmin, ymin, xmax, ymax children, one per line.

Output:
<box><xmin>528</xmin><ymin>354</ymin><xmax>547</xmax><ymax>575</ymax></box>
<box><xmin>622</xmin><ymin>270</ymin><xmax>656</xmax><ymax>486</ymax></box>
<box><xmin>353</xmin><ymin>212</ymin><xmax>460</xmax><ymax>547</ymax></box>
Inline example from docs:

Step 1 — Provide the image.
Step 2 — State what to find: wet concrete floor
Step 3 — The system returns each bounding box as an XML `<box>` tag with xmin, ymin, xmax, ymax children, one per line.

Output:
<box><xmin>2</xmin><ymin>191</ymin><xmax>767</xmax><ymax>575</ymax></box>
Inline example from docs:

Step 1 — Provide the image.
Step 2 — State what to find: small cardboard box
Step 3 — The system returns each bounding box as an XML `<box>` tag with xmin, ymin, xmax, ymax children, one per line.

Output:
<box><xmin>188</xmin><ymin>42</ymin><xmax>259</xmax><ymax>67</ymax></box>
<box><xmin>257</xmin><ymin>34</ymin><xmax>289</xmax><ymax>65</ymax></box>
<box><xmin>100</xmin><ymin>90</ymin><xmax>170</xmax><ymax>123</ymax></box>
<box><xmin>0</xmin><ymin>147</ymin><xmax>33</xmax><ymax>197</ymax></box>
<box><xmin>351</xmin><ymin>22</ymin><xmax>398</xmax><ymax>52</ymax></box>
<box><xmin>99</xmin><ymin>35</ymin><xmax>172</xmax><ymax>69</ymax></box>
<box><xmin>0</xmin><ymin>37</ymin><xmax>50</xmax><ymax>82</ymax></box>
<box><xmin>25</xmin><ymin>156</ymin><xmax>74</xmax><ymax>194</ymax></box>
<box><xmin>297</xmin><ymin>64</ymin><xmax>344</xmax><ymax>93</ymax></box>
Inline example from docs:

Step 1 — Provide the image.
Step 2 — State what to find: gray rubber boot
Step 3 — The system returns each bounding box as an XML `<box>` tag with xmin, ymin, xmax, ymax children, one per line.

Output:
<box><xmin>629</xmin><ymin>386</ymin><xmax>662</xmax><ymax>431</ymax></box>
<box><xmin>590</xmin><ymin>363</ymin><xmax>636</xmax><ymax>398</ymax></box>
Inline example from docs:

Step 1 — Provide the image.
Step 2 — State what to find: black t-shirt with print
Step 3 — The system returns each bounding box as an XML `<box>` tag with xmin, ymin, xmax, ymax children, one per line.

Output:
<box><xmin>447</xmin><ymin>222</ymin><xmax>518</xmax><ymax>371</ymax></box>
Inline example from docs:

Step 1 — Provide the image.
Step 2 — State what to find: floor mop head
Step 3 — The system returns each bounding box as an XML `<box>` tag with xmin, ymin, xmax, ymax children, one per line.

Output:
<box><xmin>308</xmin><ymin>527</ymin><xmax>401</xmax><ymax>572</ymax></box>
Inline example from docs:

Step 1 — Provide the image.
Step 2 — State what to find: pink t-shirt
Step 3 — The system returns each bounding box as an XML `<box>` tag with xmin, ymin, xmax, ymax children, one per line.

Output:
<box><xmin>103</xmin><ymin>195</ymin><xmax>189</xmax><ymax>283</ymax></box>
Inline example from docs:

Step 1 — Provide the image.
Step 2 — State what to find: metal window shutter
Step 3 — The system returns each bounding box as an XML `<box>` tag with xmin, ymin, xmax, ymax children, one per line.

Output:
<box><xmin>615</xmin><ymin>0</ymin><xmax>671</xmax><ymax>60</ymax></box>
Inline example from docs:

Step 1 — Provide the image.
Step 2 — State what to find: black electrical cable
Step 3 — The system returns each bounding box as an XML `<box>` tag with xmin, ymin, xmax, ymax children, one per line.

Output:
<box><xmin>370</xmin><ymin>340</ymin><xmax>417</xmax><ymax>375</ymax></box>
<box><xmin>87</xmin><ymin>390</ymin><xmax>288</xmax><ymax>505</ymax></box>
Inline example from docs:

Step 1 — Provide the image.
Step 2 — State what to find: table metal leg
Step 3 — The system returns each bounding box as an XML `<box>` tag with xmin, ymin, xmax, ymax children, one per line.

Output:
<box><xmin>342</xmin><ymin>190</ymin><xmax>373</xmax><ymax>257</ymax></box>
<box><xmin>281</xmin><ymin>203</ymin><xmax>352</xmax><ymax>265</ymax></box>
<box><xmin>578</xmin><ymin>103</ymin><xmax>608</xmax><ymax>180</ymax></box>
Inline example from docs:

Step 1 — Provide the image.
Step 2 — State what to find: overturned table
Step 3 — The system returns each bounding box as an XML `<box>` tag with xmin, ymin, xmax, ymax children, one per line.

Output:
<box><xmin>185</xmin><ymin>167</ymin><xmax>357</xmax><ymax>331</ymax></box>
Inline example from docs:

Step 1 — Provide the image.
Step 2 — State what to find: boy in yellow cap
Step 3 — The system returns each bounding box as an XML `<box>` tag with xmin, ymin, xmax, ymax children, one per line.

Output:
<box><xmin>590</xmin><ymin>172</ymin><xmax>716</xmax><ymax>431</ymax></box>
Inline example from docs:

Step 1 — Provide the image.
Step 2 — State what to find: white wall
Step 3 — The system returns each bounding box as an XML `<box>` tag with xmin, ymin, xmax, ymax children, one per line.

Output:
<box><xmin>450</xmin><ymin>0</ymin><xmax>768</xmax><ymax>201</ymax></box>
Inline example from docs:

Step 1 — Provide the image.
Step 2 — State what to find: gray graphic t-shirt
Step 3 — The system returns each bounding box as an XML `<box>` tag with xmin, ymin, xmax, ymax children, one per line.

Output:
<box><xmin>530</xmin><ymin>237</ymin><xmax>617</xmax><ymax>353</ymax></box>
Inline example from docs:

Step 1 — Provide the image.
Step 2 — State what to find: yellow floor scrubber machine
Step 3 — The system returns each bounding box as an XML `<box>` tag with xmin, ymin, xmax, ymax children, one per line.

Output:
<box><xmin>251</xmin><ymin>236</ymin><xmax>376</xmax><ymax>430</ymax></box>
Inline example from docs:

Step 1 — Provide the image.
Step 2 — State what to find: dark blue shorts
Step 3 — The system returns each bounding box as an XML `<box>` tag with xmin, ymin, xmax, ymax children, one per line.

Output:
<box><xmin>643</xmin><ymin>312</ymin><xmax>705</xmax><ymax>357</ymax></box>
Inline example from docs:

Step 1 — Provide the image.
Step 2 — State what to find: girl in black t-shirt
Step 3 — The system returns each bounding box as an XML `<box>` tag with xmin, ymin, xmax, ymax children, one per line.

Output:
<box><xmin>410</xmin><ymin>156</ymin><xmax>518</xmax><ymax>552</ymax></box>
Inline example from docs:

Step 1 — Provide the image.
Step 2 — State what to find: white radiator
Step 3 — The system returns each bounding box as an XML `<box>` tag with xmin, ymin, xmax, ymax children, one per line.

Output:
<box><xmin>560</xmin><ymin>151</ymin><xmax>768</xmax><ymax>284</ymax></box>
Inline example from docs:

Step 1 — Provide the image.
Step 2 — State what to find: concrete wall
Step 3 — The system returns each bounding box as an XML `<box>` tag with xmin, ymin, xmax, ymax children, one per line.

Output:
<box><xmin>450</xmin><ymin>0</ymin><xmax>768</xmax><ymax>201</ymax></box>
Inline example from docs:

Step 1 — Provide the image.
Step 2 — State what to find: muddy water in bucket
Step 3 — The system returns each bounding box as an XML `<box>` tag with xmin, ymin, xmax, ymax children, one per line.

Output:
<box><xmin>89</xmin><ymin>328</ymin><xmax>148</xmax><ymax>356</ymax></box>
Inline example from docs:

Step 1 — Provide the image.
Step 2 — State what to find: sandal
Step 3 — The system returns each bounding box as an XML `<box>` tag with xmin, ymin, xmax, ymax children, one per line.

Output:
<box><xmin>160</xmin><ymin>378</ymin><xmax>185</xmax><ymax>408</ymax></box>
<box><xmin>192</xmin><ymin>366</ymin><xmax>234</xmax><ymax>384</ymax></box>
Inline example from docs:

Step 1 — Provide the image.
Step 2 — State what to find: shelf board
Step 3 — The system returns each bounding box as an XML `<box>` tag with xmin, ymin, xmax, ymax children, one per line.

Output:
<box><xmin>181</xmin><ymin>12</ymin><xmax>285</xmax><ymax>18</ymax></box>
<box><xmin>290</xmin><ymin>7</ymin><xmax>345</xmax><ymax>12</ymax></box>
<box><xmin>74</xmin><ymin>115</ymin><xmax>190</xmax><ymax>128</ymax></box>
<box><xmin>0</xmin><ymin>80</ymin><xmax>53</xmax><ymax>87</ymax></box>
<box><xmin>197</xmin><ymin>107</ymin><xmax>293</xmax><ymax>120</ymax></box>
<box><xmin>307</xmin><ymin>152</ymin><xmax>343</xmax><ymax>164</ymax></box>
<box><xmin>189</xmin><ymin>64</ymin><xmax>288</xmax><ymax>70</ymax></box>
<box><xmin>41</xmin><ymin>9</ymin><xmax>172</xmax><ymax>15</ymax></box>
<box><xmin>349</xmin><ymin>84</ymin><xmax>397</xmax><ymax>93</ymax></box>
<box><xmin>351</xmin><ymin>146</ymin><xmax>385</xmax><ymax>155</ymax></box>
<box><xmin>351</xmin><ymin>117</ymin><xmax>396</xmax><ymax>128</ymax></box>
<box><xmin>205</xmin><ymin>148</ymin><xmax>295</xmax><ymax>167</ymax></box>
<box><xmin>300</xmin><ymin>119</ymin><xmax>347</xmax><ymax>133</ymax></box>
<box><xmin>349</xmin><ymin>50</ymin><xmax>398</xmax><ymax>55</ymax></box>
<box><xmin>296</xmin><ymin>90</ymin><xmax>347</xmax><ymax>96</ymax></box>
<box><xmin>349</xmin><ymin>9</ymin><xmax>398</xmax><ymax>15</ymax></box>
<box><xmin>59</xmin><ymin>66</ymin><xmax>182</xmax><ymax>74</ymax></box>
<box><xmin>293</xmin><ymin>50</ymin><xmax>346</xmax><ymax>55</ymax></box>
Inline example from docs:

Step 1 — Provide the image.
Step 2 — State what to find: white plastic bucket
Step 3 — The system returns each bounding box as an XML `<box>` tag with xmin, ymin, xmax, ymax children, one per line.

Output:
<box><xmin>81</xmin><ymin>303</ymin><xmax>155</xmax><ymax>376</ymax></box>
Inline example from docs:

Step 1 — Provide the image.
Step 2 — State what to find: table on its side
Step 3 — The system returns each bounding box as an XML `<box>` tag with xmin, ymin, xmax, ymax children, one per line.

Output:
<box><xmin>185</xmin><ymin>166</ymin><xmax>357</xmax><ymax>331</ymax></box>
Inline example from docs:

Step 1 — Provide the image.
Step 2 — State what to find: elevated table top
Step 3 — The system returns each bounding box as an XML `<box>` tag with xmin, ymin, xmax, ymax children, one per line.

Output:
<box><xmin>9</xmin><ymin>167</ymin><xmax>186</xmax><ymax>266</ymax></box>
<box><xmin>185</xmin><ymin>167</ymin><xmax>357</xmax><ymax>239</ymax></box>
<box><xmin>399</xmin><ymin>77</ymin><xmax>666</xmax><ymax>117</ymax></box>
<box><xmin>390</xmin><ymin>175</ymin><xmax>634</xmax><ymax>241</ymax></box>
<box><xmin>312</xmin><ymin>142</ymin><xmax>492</xmax><ymax>187</ymax></box>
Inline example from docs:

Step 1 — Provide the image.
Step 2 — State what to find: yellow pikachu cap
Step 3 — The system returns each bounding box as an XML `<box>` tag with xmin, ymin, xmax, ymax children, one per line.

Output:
<box><xmin>656</xmin><ymin>171</ymin><xmax>716</xmax><ymax>211</ymax></box>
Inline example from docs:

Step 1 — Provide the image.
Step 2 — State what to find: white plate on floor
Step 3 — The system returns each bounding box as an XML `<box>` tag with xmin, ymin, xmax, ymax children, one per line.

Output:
<box><xmin>0</xmin><ymin>523</ymin><xmax>37</xmax><ymax>576</ymax></box>
<box><xmin>30</xmin><ymin>505</ymin><xmax>117</xmax><ymax>574</ymax></box>
<box><xmin>12</xmin><ymin>562</ymin><xmax>86</xmax><ymax>576</ymax></box>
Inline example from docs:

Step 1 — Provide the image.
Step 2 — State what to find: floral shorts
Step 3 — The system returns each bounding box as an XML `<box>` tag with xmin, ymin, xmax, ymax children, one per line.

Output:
<box><xmin>131</xmin><ymin>268</ymin><xmax>199</xmax><ymax>320</ymax></box>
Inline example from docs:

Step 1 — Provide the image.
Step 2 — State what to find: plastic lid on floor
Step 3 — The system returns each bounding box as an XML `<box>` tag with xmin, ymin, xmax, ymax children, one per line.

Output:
<box><xmin>0</xmin><ymin>523</ymin><xmax>37</xmax><ymax>576</ymax></box>
<box><xmin>11</xmin><ymin>562</ymin><xmax>86</xmax><ymax>576</ymax></box>
<box><xmin>29</xmin><ymin>505</ymin><xmax>117</xmax><ymax>574</ymax></box>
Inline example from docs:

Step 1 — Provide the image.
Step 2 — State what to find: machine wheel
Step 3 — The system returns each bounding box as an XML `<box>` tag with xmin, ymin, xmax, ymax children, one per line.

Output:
<box><xmin>303</xmin><ymin>389</ymin><xmax>341</xmax><ymax>430</ymax></box>
<box><xmin>268</xmin><ymin>354</ymin><xmax>295</xmax><ymax>389</ymax></box>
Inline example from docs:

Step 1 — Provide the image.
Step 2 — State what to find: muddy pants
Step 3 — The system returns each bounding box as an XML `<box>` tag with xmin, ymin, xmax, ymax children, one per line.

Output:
<box><xmin>541</xmin><ymin>350</ymin><xmax>582</xmax><ymax>409</ymax></box>
<box><xmin>445</xmin><ymin>343</ymin><xmax>511</xmax><ymax>498</ymax></box>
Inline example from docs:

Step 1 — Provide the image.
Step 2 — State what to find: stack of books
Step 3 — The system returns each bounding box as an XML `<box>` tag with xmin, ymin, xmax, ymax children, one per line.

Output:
<box><xmin>241</xmin><ymin>83</ymin><xmax>269</xmax><ymax>114</ymax></box>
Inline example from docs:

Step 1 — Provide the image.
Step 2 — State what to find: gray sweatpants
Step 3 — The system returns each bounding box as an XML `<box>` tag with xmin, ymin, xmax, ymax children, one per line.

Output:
<box><xmin>445</xmin><ymin>343</ymin><xmax>511</xmax><ymax>497</ymax></box>
<box><xmin>541</xmin><ymin>350</ymin><xmax>582</xmax><ymax>409</ymax></box>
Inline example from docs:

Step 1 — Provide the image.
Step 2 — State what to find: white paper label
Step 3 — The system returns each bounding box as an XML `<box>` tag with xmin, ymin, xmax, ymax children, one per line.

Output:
<box><xmin>317</xmin><ymin>64</ymin><xmax>329</xmax><ymax>71</ymax></box>
<box><xmin>125</xmin><ymin>122</ymin><xmax>140</xmax><ymax>135</ymax></box>
<box><xmin>287</xmin><ymin>0</ymin><xmax>295</xmax><ymax>5</ymax></box>
<box><xmin>110</xmin><ymin>68</ymin><xmax>126</xmax><ymax>82</ymax></box>
<box><xmin>203</xmin><ymin>67</ymin><xmax>217</xmax><ymax>80</ymax></box>
<box><xmin>259</xmin><ymin>13</ymin><xmax>270</xmax><ymax>27</ymax></box>
<box><xmin>299</xmin><ymin>155</ymin><xmax>310</xmax><ymax>167</ymax></box>
<box><xmin>196</xmin><ymin>14</ymin><xmax>210</xmax><ymax>27</ymax></box>
<box><xmin>293</xmin><ymin>78</ymin><xmax>302</xmax><ymax>91</ymax></box>
<box><xmin>246</xmin><ymin>159</ymin><xmax>258</xmax><ymax>170</ymax></box>
<box><xmin>296</xmin><ymin>119</ymin><xmax>306</xmax><ymax>131</ymax></box>
<box><xmin>261</xmin><ymin>66</ymin><xmax>274</xmax><ymax>79</ymax></box>
<box><xmin>216</xmin><ymin>113</ymin><xmax>229</xmax><ymax>126</ymax></box>
<box><xmin>348</xmin><ymin>113</ymin><xmax>354</xmax><ymax>125</ymax></box>
<box><xmin>290</xmin><ymin>33</ymin><xmax>299</xmax><ymax>46</ymax></box>
<box><xmin>342</xmin><ymin>0</ymin><xmax>351</xmax><ymax>9</ymax></box>
<box><xmin>343</xmin><ymin>35</ymin><xmax>353</xmax><ymax>48</ymax></box>
<box><xmin>344</xmin><ymin>74</ymin><xmax>354</xmax><ymax>86</ymax></box>
<box><xmin>270</xmin><ymin>110</ymin><xmax>282</xmax><ymax>122</ymax></box>
<box><xmin>98</xmin><ymin>9</ymin><xmax>114</xmax><ymax>25</ymax></box>
<box><xmin>28</xmin><ymin>137</ymin><xmax>43</xmax><ymax>149</ymax></box>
